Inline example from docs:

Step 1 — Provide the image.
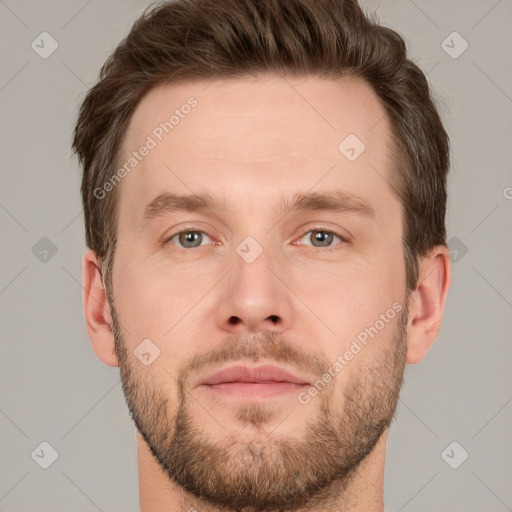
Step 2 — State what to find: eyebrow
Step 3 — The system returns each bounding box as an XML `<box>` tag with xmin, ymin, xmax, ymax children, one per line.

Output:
<box><xmin>140</xmin><ymin>190</ymin><xmax>375</xmax><ymax>227</ymax></box>
<box><xmin>281</xmin><ymin>190</ymin><xmax>375</xmax><ymax>219</ymax></box>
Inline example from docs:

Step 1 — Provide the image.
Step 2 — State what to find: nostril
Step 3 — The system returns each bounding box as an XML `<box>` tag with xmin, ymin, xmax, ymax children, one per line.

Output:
<box><xmin>268</xmin><ymin>315</ymin><xmax>279</xmax><ymax>323</ymax></box>
<box><xmin>229</xmin><ymin>316</ymin><xmax>241</xmax><ymax>325</ymax></box>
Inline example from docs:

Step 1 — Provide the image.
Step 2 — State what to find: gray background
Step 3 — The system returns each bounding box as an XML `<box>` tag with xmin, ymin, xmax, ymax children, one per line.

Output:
<box><xmin>0</xmin><ymin>0</ymin><xmax>511</xmax><ymax>511</ymax></box>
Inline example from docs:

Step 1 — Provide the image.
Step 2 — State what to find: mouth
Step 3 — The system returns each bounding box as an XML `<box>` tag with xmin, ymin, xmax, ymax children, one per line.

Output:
<box><xmin>196</xmin><ymin>364</ymin><xmax>312</xmax><ymax>399</ymax></box>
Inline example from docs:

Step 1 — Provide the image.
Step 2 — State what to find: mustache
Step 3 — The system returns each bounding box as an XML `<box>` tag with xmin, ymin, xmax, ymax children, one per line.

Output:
<box><xmin>180</xmin><ymin>331</ymin><xmax>330</xmax><ymax>383</ymax></box>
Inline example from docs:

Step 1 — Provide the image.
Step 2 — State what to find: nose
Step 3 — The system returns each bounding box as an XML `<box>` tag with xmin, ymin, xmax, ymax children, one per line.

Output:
<box><xmin>214</xmin><ymin>240</ymin><xmax>295</xmax><ymax>335</ymax></box>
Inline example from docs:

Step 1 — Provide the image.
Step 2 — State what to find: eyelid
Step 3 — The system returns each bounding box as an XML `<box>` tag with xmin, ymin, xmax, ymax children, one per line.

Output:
<box><xmin>297</xmin><ymin>224</ymin><xmax>349</xmax><ymax>241</ymax></box>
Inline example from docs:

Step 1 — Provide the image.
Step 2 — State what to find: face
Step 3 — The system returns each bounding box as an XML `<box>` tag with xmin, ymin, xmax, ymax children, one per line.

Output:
<box><xmin>108</xmin><ymin>74</ymin><xmax>410</xmax><ymax>510</ymax></box>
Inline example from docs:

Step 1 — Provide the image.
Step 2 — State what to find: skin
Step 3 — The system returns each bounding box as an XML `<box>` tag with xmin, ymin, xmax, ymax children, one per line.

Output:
<box><xmin>82</xmin><ymin>74</ymin><xmax>451</xmax><ymax>512</ymax></box>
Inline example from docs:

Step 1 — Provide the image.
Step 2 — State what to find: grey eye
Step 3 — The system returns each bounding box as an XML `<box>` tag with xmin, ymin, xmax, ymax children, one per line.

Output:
<box><xmin>299</xmin><ymin>229</ymin><xmax>342</xmax><ymax>248</ymax></box>
<box><xmin>170</xmin><ymin>230</ymin><xmax>211</xmax><ymax>249</ymax></box>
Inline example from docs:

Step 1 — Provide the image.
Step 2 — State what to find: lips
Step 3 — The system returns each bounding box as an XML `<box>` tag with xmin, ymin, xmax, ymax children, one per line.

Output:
<box><xmin>198</xmin><ymin>364</ymin><xmax>311</xmax><ymax>387</ymax></box>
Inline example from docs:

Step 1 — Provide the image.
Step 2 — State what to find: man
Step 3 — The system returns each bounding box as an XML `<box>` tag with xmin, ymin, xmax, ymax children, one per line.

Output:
<box><xmin>72</xmin><ymin>0</ymin><xmax>451</xmax><ymax>510</ymax></box>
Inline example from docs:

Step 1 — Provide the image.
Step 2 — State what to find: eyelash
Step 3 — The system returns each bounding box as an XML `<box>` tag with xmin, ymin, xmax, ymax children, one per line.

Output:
<box><xmin>164</xmin><ymin>226</ymin><xmax>347</xmax><ymax>252</ymax></box>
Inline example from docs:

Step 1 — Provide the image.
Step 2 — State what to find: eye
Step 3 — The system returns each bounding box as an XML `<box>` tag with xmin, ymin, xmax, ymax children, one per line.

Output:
<box><xmin>166</xmin><ymin>229</ymin><xmax>212</xmax><ymax>249</ymax></box>
<box><xmin>164</xmin><ymin>227</ymin><xmax>346</xmax><ymax>251</ymax></box>
<box><xmin>295</xmin><ymin>228</ymin><xmax>345</xmax><ymax>250</ymax></box>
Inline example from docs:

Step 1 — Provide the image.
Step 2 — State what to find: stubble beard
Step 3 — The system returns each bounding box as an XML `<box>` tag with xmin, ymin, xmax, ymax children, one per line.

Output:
<box><xmin>109</xmin><ymin>294</ymin><xmax>408</xmax><ymax>512</ymax></box>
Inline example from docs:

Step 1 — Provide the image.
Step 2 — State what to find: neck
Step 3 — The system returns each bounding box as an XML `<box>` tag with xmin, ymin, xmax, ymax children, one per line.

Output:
<box><xmin>137</xmin><ymin>429</ymin><xmax>387</xmax><ymax>512</ymax></box>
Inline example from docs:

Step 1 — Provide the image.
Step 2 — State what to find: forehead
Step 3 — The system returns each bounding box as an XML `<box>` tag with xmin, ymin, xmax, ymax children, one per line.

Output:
<box><xmin>123</xmin><ymin>74</ymin><xmax>389</xmax><ymax>159</ymax></box>
<box><xmin>117</xmin><ymin>73</ymin><xmax>398</xmax><ymax>229</ymax></box>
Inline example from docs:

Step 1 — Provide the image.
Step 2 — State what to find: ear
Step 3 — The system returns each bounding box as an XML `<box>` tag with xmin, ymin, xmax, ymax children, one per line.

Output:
<box><xmin>82</xmin><ymin>249</ymin><xmax>119</xmax><ymax>367</ymax></box>
<box><xmin>406</xmin><ymin>245</ymin><xmax>452</xmax><ymax>364</ymax></box>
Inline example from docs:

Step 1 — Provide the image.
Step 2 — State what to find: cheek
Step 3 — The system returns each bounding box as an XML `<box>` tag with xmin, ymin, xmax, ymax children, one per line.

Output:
<box><xmin>294</xmin><ymin>259</ymin><xmax>404</xmax><ymax>370</ymax></box>
<box><xmin>113</xmin><ymin>268</ymin><xmax>195</xmax><ymax>391</ymax></box>
<box><xmin>112</xmin><ymin>254</ymin><xmax>181</xmax><ymax>341</ymax></box>
<box><xmin>112</xmin><ymin>253</ymin><xmax>219</xmax><ymax>380</ymax></box>
<box><xmin>293</xmin><ymin>255</ymin><xmax>397</xmax><ymax>322</ymax></box>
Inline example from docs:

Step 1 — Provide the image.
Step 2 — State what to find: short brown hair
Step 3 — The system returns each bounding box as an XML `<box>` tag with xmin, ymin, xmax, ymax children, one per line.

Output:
<box><xmin>72</xmin><ymin>0</ymin><xmax>450</xmax><ymax>293</ymax></box>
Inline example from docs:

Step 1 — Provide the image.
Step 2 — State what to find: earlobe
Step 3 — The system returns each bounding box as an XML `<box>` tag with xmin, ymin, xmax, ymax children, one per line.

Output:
<box><xmin>82</xmin><ymin>249</ymin><xmax>119</xmax><ymax>367</ymax></box>
<box><xmin>406</xmin><ymin>245</ymin><xmax>452</xmax><ymax>364</ymax></box>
